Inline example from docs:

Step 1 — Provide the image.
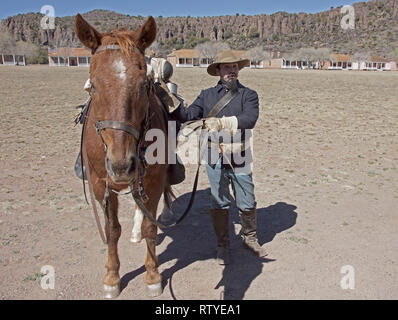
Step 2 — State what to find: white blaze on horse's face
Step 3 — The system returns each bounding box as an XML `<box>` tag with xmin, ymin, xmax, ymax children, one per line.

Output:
<box><xmin>114</xmin><ymin>59</ymin><xmax>127</xmax><ymax>81</ymax></box>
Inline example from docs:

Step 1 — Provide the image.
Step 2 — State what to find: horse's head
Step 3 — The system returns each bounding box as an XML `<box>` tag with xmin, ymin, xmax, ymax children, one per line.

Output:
<box><xmin>75</xmin><ymin>14</ymin><xmax>156</xmax><ymax>184</ymax></box>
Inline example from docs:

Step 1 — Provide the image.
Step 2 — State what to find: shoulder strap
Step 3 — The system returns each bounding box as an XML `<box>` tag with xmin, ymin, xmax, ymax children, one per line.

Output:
<box><xmin>206</xmin><ymin>88</ymin><xmax>243</xmax><ymax>118</ymax></box>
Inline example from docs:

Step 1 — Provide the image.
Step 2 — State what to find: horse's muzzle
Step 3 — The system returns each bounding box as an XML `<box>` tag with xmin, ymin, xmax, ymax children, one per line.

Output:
<box><xmin>105</xmin><ymin>155</ymin><xmax>137</xmax><ymax>184</ymax></box>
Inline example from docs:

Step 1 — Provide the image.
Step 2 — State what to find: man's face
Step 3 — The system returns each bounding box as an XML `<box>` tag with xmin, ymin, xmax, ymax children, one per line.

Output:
<box><xmin>218</xmin><ymin>63</ymin><xmax>239</xmax><ymax>83</ymax></box>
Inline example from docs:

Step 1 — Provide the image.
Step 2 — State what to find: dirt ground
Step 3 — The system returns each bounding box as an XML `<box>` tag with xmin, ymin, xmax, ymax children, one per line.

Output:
<box><xmin>0</xmin><ymin>65</ymin><xmax>397</xmax><ymax>300</ymax></box>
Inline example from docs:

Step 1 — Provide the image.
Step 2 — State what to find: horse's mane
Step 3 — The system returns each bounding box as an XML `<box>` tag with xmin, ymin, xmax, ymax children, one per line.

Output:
<box><xmin>101</xmin><ymin>29</ymin><xmax>139</xmax><ymax>57</ymax></box>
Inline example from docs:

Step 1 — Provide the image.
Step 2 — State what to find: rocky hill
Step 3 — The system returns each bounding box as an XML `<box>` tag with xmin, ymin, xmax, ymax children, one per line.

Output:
<box><xmin>1</xmin><ymin>0</ymin><xmax>397</xmax><ymax>56</ymax></box>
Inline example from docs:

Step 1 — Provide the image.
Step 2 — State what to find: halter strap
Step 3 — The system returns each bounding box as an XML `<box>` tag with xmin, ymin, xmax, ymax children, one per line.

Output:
<box><xmin>94</xmin><ymin>45</ymin><xmax>121</xmax><ymax>54</ymax></box>
<box><xmin>94</xmin><ymin>44</ymin><xmax>143</xmax><ymax>55</ymax></box>
<box><xmin>94</xmin><ymin>120</ymin><xmax>141</xmax><ymax>141</ymax></box>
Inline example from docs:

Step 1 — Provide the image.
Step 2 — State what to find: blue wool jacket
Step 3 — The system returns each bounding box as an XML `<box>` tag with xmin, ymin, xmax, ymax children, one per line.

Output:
<box><xmin>171</xmin><ymin>80</ymin><xmax>259</xmax><ymax>168</ymax></box>
<box><xmin>172</xmin><ymin>80</ymin><xmax>259</xmax><ymax>129</ymax></box>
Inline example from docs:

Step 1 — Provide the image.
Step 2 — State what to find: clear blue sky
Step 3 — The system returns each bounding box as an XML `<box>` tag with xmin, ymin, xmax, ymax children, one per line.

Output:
<box><xmin>1</xmin><ymin>0</ymin><xmax>358</xmax><ymax>20</ymax></box>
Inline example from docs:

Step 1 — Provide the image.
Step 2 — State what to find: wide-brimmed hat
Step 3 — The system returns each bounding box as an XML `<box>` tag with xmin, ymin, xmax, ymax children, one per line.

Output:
<box><xmin>207</xmin><ymin>51</ymin><xmax>250</xmax><ymax>76</ymax></box>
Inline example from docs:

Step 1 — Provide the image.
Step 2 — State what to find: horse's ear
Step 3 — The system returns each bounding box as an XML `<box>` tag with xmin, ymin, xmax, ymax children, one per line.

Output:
<box><xmin>134</xmin><ymin>16</ymin><xmax>157</xmax><ymax>52</ymax></box>
<box><xmin>74</xmin><ymin>14</ymin><xmax>102</xmax><ymax>53</ymax></box>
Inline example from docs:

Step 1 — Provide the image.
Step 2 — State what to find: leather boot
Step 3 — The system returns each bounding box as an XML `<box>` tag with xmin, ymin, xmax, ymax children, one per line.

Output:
<box><xmin>240</xmin><ymin>209</ymin><xmax>268</xmax><ymax>257</ymax></box>
<box><xmin>209</xmin><ymin>209</ymin><xmax>230</xmax><ymax>265</ymax></box>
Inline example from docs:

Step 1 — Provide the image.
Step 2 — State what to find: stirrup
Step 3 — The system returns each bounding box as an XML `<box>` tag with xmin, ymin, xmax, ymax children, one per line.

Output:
<box><xmin>167</xmin><ymin>160</ymin><xmax>185</xmax><ymax>185</ymax></box>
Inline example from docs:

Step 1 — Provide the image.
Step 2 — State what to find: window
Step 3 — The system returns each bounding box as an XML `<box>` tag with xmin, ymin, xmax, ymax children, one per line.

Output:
<box><xmin>4</xmin><ymin>55</ymin><xmax>14</xmax><ymax>63</ymax></box>
<box><xmin>186</xmin><ymin>58</ymin><xmax>192</xmax><ymax>64</ymax></box>
<box><xmin>179</xmin><ymin>58</ymin><xmax>185</xmax><ymax>64</ymax></box>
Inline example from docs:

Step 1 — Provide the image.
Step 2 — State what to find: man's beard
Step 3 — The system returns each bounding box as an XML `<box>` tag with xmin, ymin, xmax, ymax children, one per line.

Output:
<box><xmin>225</xmin><ymin>78</ymin><xmax>238</xmax><ymax>91</ymax></box>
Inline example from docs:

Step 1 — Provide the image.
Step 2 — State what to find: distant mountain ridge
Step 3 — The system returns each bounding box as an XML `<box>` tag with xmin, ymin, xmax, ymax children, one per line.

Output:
<box><xmin>1</xmin><ymin>0</ymin><xmax>397</xmax><ymax>56</ymax></box>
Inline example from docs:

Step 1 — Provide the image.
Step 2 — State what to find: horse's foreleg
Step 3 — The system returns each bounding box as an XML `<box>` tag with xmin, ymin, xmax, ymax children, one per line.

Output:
<box><xmin>102</xmin><ymin>191</ymin><xmax>122</xmax><ymax>299</ymax></box>
<box><xmin>141</xmin><ymin>199</ymin><xmax>163</xmax><ymax>297</ymax></box>
<box><xmin>158</xmin><ymin>192</ymin><xmax>174</xmax><ymax>224</ymax></box>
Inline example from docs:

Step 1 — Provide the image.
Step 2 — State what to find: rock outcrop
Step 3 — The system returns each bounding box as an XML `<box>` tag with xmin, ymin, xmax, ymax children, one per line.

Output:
<box><xmin>1</xmin><ymin>0</ymin><xmax>397</xmax><ymax>55</ymax></box>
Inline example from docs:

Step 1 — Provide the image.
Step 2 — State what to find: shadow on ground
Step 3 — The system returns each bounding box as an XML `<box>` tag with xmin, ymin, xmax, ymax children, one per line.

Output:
<box><xmin>121</xmin><ymin>188</ymin><xmax>297</xmax><ymax>299</ymax></box>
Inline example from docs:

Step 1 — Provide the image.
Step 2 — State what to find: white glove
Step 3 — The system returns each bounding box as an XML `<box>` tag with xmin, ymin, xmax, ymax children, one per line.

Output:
<box><xmin>84</xmin><ymin>79</ymin><xmax>91</xmax><ymax>92</ymax></box>
<box><xmin>204</xmin><ymin>116</ymin><xmax>238</xmax><ymax>135</ymax></box>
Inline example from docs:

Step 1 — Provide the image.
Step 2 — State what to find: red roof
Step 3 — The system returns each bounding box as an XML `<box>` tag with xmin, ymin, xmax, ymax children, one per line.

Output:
<box><xmin>331</xmin><ymin>53</ymin><xmax>351</xmax><ymax>62</ymax></box>
<box><xmin>370</xmin><ymin>56</ymin><xmax>390</xmax><ymax>63</ymax></box>
<box><xmin>48</xmin><ymin>47</ymin><xmax>91</xmax><ymax>57</ymax></box>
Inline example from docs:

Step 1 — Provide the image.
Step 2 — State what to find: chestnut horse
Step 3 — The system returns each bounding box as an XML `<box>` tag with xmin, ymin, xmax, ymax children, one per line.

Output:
<box><xmin>75</xmin><ymin>14</ymin><xmax>171</xmax><ymax>298</ymax></box>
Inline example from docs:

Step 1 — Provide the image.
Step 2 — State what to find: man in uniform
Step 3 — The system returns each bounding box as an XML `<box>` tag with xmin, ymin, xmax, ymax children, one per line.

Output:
<box><xmin>170</xmin><ymin>51</ymin><xmax>267</xmax><ymax>264</ymax></box>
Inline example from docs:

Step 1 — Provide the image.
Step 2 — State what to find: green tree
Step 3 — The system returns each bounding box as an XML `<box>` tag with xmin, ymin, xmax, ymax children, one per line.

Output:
<box><xmin>248</xmin><ymin>27</ymin><xmax>259</xmax><ymax>39</ymax></box>
<box><xmin>389</xmin><ymin>48</ymin><xmax>398</xmax><ymax>62</ymax></box>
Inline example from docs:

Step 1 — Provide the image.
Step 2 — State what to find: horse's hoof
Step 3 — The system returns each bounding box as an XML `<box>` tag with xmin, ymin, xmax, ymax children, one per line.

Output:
<box><xmin>103</xmin><ymin>284</ymin><xmax>120</xmax><ymax>299</ymax></box>
<box><xmin>146</xmin><ymin>283</ymin><xmax>163</xmax><ymax>297</ymax></box>
<box><xmin>130</xmin><ymin>232</ymin><xmax>142</xmax><ymax>243</ymax></box>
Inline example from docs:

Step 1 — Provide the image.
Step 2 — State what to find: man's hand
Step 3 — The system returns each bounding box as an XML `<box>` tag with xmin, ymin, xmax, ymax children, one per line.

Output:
<box><xmin>84</xmin><ymin>79</ymin><xmax>91</xmax><ymax>92</ymax></box>
<box><xmin>203</xmin><ymin>117</ymin><xmax>222</xmax><ymax>132</ymax></box>
<box><xmin>204</xmin><ymin>116</ymin><xmax>238</xmax><ymax>135</ymax></box>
